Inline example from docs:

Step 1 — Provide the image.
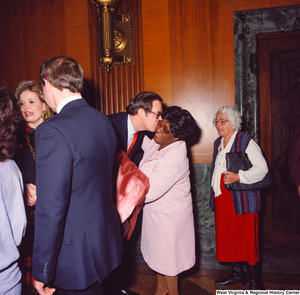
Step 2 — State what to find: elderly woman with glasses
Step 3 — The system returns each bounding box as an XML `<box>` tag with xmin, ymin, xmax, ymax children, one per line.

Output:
<box><xmin>210</xmin><ymin>106</ymin><xmax>268</xmax><ymax>290</ymax></box>
<box><xmin>139</xmin><ymin>106</ymin><xmax>196</xmax><ymax>295</ymax></box>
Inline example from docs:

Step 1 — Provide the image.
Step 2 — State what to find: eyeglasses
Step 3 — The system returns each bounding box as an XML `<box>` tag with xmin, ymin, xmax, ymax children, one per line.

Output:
<box><xmin>157</xmin><ymin>120</ymin><xmax>171</xmax><ymax>134</ymax></box>
<box><xmin>149</xmin><ymin>110</ymin><xmax>162</xmax><ymax>119</ymax></box>
<box><xmin>213</xmin><ymin>119</ymin><xmax>229</xmax><ymax>126</ymax></box>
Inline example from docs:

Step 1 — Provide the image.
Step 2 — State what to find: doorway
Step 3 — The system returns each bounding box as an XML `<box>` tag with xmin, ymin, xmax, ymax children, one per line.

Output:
<box><xmin>258</xmin><ymin>31</ymin><xmax>300</xmax><ymax>246</ymax></box>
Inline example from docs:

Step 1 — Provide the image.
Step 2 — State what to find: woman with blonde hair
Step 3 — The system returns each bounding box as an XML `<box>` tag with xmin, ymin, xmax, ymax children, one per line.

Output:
<box><xmin>14</xmin><ymin>80</ymin><xmax>54</xmax><ymax>294</ymax></box>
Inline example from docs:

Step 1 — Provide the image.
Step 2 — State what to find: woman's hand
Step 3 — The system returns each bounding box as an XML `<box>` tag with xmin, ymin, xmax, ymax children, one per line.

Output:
<box><xmin>26</xmin><ymin>183</ymin><xmax>37</xmax><ymax>206</ymax></box>
<box><xmin>223</xmin><ymin>171</ymin><xmax>240</xmax><ymax>185</ymax></box>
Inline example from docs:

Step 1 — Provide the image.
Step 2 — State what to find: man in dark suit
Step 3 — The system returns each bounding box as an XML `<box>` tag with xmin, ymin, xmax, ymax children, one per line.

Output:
<box><xmin>105</xmin><ymin>92</ymin><xmax>163</xmax><ymax>295</ymax></box>
<box><xmin>108</xmin><ymin>91</ymin><xmax>163</xmax><ymax>166</ymax></box>
<box><xmin>32</xmin><ymin>55</ymin><xmax>123</xmax><ymax>295</ymax></box>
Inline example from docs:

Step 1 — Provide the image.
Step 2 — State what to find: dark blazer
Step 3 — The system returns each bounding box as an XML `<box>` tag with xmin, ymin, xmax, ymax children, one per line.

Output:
<box><xmin>108</xmin><ymin>112</ymin><xmax>149</xmax><ymax>166</ymax></box>
<box><xmin>32</xmin><ymin>99</ymin><xmax>123</xmax><ymax>290</ymax></box>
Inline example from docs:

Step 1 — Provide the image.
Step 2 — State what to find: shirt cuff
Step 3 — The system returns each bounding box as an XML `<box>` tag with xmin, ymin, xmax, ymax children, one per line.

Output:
<box><xmin>238</xmin><ymin>170</ymin><xmax>246</xmax><ymax>183</ymax></box>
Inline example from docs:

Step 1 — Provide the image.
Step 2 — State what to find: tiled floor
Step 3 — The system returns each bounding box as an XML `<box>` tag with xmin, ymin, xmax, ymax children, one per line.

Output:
<box><xmin>124</xmin><ymin>265</ymin><xmax>300</xmax><ymax>295</ymax></box>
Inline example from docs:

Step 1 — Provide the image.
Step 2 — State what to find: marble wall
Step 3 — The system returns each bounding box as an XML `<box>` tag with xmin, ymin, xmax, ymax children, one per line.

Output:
<box><xmin>234</xmin><ymin>5</ymin><xmax>300</xmax><ymax>141</ymax></box>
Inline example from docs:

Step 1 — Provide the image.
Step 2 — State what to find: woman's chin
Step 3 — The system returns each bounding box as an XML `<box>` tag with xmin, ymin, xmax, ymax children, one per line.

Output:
<box><xmin>154</xmin><ymin>134</ymin><xmax>160</xmax><ymax>144</ymax></box>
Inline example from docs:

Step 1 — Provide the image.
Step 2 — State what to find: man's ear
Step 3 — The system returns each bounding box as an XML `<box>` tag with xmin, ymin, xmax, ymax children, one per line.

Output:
<box><xmin>137</xmin><ymin>108</ymin><xmax>145</xmax><ymax>118</ymax></box>
<box><xmin>43</xmin><ymin>79</ymin><xmax>51</xmax><ymax>89</ymax></box>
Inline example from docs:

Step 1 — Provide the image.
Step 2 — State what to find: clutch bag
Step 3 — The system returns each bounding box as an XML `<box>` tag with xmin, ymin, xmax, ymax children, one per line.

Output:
<box><xmin>225</xmin><ymin>151</ymin><xmax>272</xmax><ymax>191</ymax></box>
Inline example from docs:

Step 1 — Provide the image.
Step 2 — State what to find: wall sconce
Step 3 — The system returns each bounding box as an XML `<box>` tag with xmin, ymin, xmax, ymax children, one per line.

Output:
<box><xmin>90</xmin><ymin>0</ymin><xmax>134</xmax><ymax>73</ymax></box>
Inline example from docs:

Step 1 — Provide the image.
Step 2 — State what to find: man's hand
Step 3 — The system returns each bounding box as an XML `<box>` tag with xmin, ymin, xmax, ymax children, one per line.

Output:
<box><xmin>34</xmin><ymin>280</ymin><xmax>56</xmax><ymax>295</ymax></box>
<box><xmin>26</xmin><ymin>183</ymin><xmax>37</xmax><ymax>206</ymax></box>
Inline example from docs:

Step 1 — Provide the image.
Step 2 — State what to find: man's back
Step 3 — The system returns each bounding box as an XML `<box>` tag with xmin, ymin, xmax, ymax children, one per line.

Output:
<box><xmin>33</xmin><ymin>99</ymin><xmax>123</xmax><ymax>290</ymax></box>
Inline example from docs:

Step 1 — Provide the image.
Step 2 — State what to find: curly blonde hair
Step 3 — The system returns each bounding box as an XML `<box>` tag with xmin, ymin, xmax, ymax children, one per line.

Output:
<box><xmin>15</xmin><ymin>80</ymin><xmax>54</xmax><ymax>120</ymax></box>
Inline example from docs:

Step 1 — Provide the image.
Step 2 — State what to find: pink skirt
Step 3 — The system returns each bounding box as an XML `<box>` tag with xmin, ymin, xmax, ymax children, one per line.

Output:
<box><xmin>141</xmin><ymin>203</ymin><xmax>195</xmax><ymax>276</ymax></box>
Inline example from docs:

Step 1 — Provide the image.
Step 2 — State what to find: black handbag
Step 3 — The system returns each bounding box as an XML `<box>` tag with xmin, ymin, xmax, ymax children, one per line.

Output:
<box><xmin>225</xmin><ymin>151</ymin><xmax>272</xmax><ymax>191</ymax></box>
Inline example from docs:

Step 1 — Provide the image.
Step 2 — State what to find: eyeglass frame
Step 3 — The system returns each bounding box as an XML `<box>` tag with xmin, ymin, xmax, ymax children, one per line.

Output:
<box><xmin>157</xmin><ymin>120</ymin><xmax>172</xmax><ymax>134</ymax></box>
<box><xmin>149</xmin><ymin>110</ymin><xmax>162</xmax><ymax>119</ymax></box>
<box><xmin>213</xmin><ymin>118</ymin><xmax>230</xmax><ymax>126</ymax></box>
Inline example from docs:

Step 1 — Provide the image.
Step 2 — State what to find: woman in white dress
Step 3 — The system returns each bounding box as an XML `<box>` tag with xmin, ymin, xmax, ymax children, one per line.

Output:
<box><xmin>139</xmin><ymin>106</ymin><xmax>196</xmax><ymax>295</ymax></box>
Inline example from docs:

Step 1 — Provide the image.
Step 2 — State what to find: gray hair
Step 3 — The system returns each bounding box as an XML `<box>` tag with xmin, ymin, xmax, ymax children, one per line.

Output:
<box><xmin>215</xmin><ymin>105</ymin><xmax>242</xmax><ymax>131</ymax></box>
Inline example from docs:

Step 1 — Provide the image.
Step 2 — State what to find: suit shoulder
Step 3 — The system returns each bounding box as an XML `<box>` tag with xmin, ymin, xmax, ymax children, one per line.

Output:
<box><xmin>108</xmin><ymin>112</ymin><xmax>127</xmax><ymax>124</ymax></box>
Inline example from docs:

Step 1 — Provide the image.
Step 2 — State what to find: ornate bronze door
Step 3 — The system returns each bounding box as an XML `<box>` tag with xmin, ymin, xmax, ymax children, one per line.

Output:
<box><xmin>258</xmin><ymin>31</ymin><xmax>300</xmax><ymax>246</ymax></box>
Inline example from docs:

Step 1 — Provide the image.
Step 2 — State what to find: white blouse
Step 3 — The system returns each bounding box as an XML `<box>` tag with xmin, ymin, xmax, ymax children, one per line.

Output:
<box><xmin>211</xmin><ymin>131</ymin><xmax>268</xmax><ymax>197</ymax></box>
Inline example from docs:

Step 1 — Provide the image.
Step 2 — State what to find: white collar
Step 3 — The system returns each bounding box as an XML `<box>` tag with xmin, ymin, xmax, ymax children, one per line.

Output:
<box><xmin>56</xmin><ymin>95</ymin><xmax>82</xmax><ymax>113</ymax></box>
<box><xmin>127</xmin><ymin>114</ymin><xmax>136</xmax><ymax>137</ymax></box>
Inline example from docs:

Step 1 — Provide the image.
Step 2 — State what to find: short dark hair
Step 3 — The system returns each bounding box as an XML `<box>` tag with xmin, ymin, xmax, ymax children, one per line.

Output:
<box><xmin>40</xmin><ymin>55</ymin><xmax>84</xmax><ymax>93</ymax></box>
<box><xmin>162</xmin><ymin>106</ymin><xmax>195</xmax><ymax>140</ymax></box>
<box><xmin>0</xmin><ymin>81</ymin><xmax>20</xmax><ymax>161</ymax></box>
<box><xmin>126</xmin><ymin>91</ymin><xmax>163</xmax><ymax>115</ymax></box>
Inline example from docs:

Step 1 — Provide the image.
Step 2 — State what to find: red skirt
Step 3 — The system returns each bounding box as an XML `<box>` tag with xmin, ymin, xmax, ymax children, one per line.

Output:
<box><xmin>214</xmin><ymin>175</ymin><xmax>259</xmax><ymax>265</ymax></box>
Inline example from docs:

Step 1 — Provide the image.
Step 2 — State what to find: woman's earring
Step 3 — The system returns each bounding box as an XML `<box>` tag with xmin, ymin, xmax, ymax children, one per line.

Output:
<box><xmin>42</xmin><ymin>110</ymin><xmax>47</xmax><ymax>119</ymax></box>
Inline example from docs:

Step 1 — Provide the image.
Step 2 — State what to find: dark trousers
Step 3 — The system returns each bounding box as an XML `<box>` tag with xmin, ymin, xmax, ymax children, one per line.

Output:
<box><xmin>56</xmin><ymin>282</ymin><xmax>103</xmax><ymax>295</ymax></box>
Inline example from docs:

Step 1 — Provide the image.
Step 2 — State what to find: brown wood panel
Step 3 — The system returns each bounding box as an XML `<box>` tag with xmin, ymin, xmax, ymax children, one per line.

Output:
<box><xmin>141</xmin><ymin>0</ymin><xmax>172</xmax><ymax>100</ymax></box>
<box><xmin>0</xmin><ymin>0</ymin><xmax>90</xmax><ymax>95</ymax></box>
<box><xmin>142</xmin><ymin>0</ymin><xmax>236</xmax><ymax>163</ymax></box>
<box><xmin>64</xmin><ymin>0</ymin><xmax>90</xmax><ymax>79</ymax></box>
<box><xmin>0</xmin><ymin>0</ymin><xmax>66</xmax><ymax>92</ymax></box>
<box><xmin>88</xmin><ymin>0</ymin><xmax>145</xmax><ymax>114</ymax></box>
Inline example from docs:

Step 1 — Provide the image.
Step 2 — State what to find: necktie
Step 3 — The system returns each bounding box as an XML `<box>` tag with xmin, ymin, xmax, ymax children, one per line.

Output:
<box><xmin>127</xmin><ymin>132</ymin><xmax>138</xmax><ymax>155</ymax></box>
